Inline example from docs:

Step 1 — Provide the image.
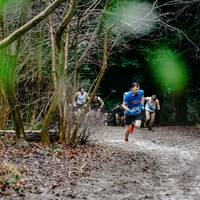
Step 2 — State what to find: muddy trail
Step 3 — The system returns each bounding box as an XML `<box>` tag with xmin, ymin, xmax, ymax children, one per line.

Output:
<box><xmin>91</xmin><ymin>126</ymin><xmax>200</xmax><ymax>200</ymax></box>
<box><xmin>0</xmin><ymin>126</ymin><xmax>200</xmax><ymax>200</ymax></box>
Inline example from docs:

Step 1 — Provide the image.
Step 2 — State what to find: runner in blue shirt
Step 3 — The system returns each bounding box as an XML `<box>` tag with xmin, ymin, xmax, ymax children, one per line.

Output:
<box><xmin>122</xmin><ymin>82</ymin><xmax>144</xmax><ymax>143</ymax></box>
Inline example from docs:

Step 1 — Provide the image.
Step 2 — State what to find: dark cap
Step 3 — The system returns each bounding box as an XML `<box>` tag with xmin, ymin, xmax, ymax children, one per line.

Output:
<box><xmin>151</xmin><ymin>95</ymin><xmax>157</xmax><ymax>100</ymax></box>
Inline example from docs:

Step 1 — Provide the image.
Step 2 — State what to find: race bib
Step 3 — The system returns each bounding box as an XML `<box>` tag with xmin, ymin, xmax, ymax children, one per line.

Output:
<box><xmin>148</xmin><ymin>102</ymin><xmax>156</xmax><ymax>111</ymax></box>
<box><xmin>133</xmin><ymin>106</ymin><xmax>139</xmax><ymax>111</ymax></box>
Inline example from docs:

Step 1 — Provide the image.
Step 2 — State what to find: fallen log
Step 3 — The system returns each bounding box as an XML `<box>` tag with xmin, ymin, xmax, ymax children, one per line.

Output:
<box><xmin>0</xmin><ymin>129</ymin><xmax>59</xmax><ymax>142</ymax></box>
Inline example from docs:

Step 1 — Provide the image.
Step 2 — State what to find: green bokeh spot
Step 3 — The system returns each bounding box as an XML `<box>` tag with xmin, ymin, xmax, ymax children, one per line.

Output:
<box><xmin>106</xmin><ymin>0</ymin><xmax>156</xmax><ymax>36</ymax></box>
<box><xmin>148</xmin><ymin>46</ymin><xmax>188</xmax><ymax>92</ymax></box>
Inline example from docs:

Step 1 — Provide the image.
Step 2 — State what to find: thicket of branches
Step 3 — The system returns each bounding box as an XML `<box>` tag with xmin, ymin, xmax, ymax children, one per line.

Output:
<box><xmin>0</xmin><ymin>0</ymin><xmax>111</xmax><ymax>146</ymax></box>
<box><xmin>0</xmin><ymin>0</ymin><xmax>199</xmax><ymax>146</ymax></box>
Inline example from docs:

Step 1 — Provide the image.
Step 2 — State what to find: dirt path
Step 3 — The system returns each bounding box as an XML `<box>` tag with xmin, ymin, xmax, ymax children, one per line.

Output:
<box><xmin>0</xmin><ymin>126</ymin><xmax>200</xmax><ymax>200</ymax></box>
<box><xmin>74</xmin><ymin>126</ymin><xmax>200</xmax><ymax>200</ymax></box>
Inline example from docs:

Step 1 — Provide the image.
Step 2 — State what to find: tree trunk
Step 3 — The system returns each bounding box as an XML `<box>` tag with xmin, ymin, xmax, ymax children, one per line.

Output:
<box><xmin>0</xmin><ymin>89</ymin><xmax>10</xmax><ymax>129</ymax></box>
<box><xmin>0</xmin><ymin>11</ymin><xmax>10</xmax><ymax>129</ymax></box>
<box><xmin>49</xmin><ymin>15</ymin><xmax>57</xmax><ymax>91</ymax></box>
<box><xmin>8</xmin><ymin>95</ymin><xmax>26</xmax><ymax>140</ymax></box>
<box><xmin>60</xmin><ymin>23</ymin><xmax>71</xmax><ymax>144</ymax></box>
<box><xmin>58</xmin><ymin>43</ymin><xmax>66</xmax><ymax>144</ymax></box>
<box><xmin>6</xmin><ymin>1</ymin><xmax>30</xmax><ymax>141</ymax></box>
<box><xmin>56</xmin><ymin>0</ymin><xmax>77</xmax><ymax>145</ymax></box>
<box><xmin>88</xmin><ymin>29</ymin><xmax>109</xmax><ymax>102</ymax></box>
<box><xmin>174</xmin><ymin>92</ymin><xmax>187</xmax><ymax>124</ymax></box>
<box><xmin>42</xmin><ymin>0</ymin><xmax>77</xmax><ymax>145</ymax></box>
<box><xmin>41</xmin><ymin>94</ymin><xmax>58</xmax><ymax>145</ymax></box>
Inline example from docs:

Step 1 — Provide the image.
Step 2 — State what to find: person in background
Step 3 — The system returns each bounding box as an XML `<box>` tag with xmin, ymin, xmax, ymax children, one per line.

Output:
<box><xmin>144</xmin><ymin>95</ymin><xmax>160</xmax><ymax>131</ymax></box>
<box><xmin>74</xmin><ymin>88</ymin><xmax>88</xmax><ymax>109</ymax></box>
<box><xmin>89</xmin><ymin>95</ymin><xmax>104</xmax><ymax>119</ymax></box>
<box><xmin>122</xmin><ymin>82</ymin><xmax>144</xmax><ymax>143</ymax></box>
<box><xmin>103</xmin><ymin>112</ymin><xmax>113</xmax><ymax>126</ymax></box>
<box><xmin>112</xmin><ymin>104</ymin><xmax>125</xmax><ymax>126</ymax></box>
<box><xmin>73</xmin><ymin>88</ymin><xmax>88</xmax><ymax>117</ymax></box>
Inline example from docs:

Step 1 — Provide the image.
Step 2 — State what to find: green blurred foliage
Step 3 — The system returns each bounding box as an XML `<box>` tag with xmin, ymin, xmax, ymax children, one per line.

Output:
<box><xmin>160</xmin><ymin>93</ymin><xmax>200</xmax><ymax>124</ymax></box>
<box><xmin>0</xmin><ymin>49</ymin><xmax>17</xmax><ymax>95</ymax></box>
<box><xmin>104</xmin><ymin>99</ymin><xmax>120</xmax><ymax>111</ymax></box>
<box><xmin>0</xmin><ymin>0</ymin><xmax>24</xmax><ymax>11</ymax></box>
<box><xmin>147</xmin><ymin>45</ymin><xmax>189</xmax><ymax>92</ymax></box>
<box><xmin>160</xmin><ymin>96</ymin><xmax>175</xmax><ymax>124</ymax></box>
<box><xmin>0</xmin><ymin>0</ymin><xmax>7</xmax><ymax>8</ymax></box>
<box><xmin>120</xmin><ymin>58</ymin><xmax>139</xmax><ymax>68</ymax></box>
<box><xmin>187</xmin><ymin>95</ymin><xmax>200</xmax><ymax>123</ymax></box>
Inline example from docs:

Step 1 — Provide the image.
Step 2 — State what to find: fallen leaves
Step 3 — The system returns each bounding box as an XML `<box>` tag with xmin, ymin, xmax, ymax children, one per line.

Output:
<box><xmin>0</xmin><ymin>161</ymin><xmax>25</xmax><ymax>196</ymax></box>
<box><xmin>0</xmin><ymin>134</ymin><xmax>107</xmax><ymax>198</ymax></box>
<box><xmin>68</xmin><ymin>163</ymin><xmax>87</xmax><ymax>178</ymax></box>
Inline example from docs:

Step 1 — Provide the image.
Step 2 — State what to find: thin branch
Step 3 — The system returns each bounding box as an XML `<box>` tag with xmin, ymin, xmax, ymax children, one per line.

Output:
<box><xmin>0</xmin><ymin>0</ymin><xmax>65</xmax><ymax>49</ymax></box>
<box><xmin>155</xmin><ymin>16</ymin><xmax>200</xmax><ymax>52</ymax></box>
<box><xmin>56</xmin><ymin>0</ymin><xmax>77</xmax><ymax>46</ymax></box>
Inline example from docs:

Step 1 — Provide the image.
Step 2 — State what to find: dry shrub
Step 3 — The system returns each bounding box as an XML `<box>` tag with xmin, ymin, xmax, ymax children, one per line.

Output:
<box><xmin>0</xmin><ymin>162</ymin><xmax>21</xmax><ymax>190</ymax></box>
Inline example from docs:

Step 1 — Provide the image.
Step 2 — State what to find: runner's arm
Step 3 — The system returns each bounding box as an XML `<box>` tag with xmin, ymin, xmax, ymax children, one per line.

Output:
<box><xmin>98</xmin><ymin>97</ymin><xmax>104</xmax><ymax>110</ymax></box>
<box><xmin>121</xmin><ymin>103</ymin><xmax>130</xmax><ymax>112</ymax></box>
<box><xmin>156</xmin><ymin>99</ymin><xmax>160</xmax><ymax>110</ymax></box>
<box><xmin>112</xmin><ymin>105</ymin><xmax>118</xmax><ymax>112</ymax></box>
<box><xmin>144</xmin><ymin>97</ymin><xmax>151</xmax><ymax>101</ymax></box>
<box><xmin>122</xmin><ymin>93</ymin><xmax>131</xmax><ymax>112</ymax></box>
<box><xmin>85</xmin><ymin>93</ymin><xmax>89</xmax><ymax>104</ymax></box>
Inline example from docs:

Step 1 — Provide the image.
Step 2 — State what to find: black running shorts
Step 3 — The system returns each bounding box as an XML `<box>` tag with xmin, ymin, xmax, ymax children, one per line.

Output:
<box><xmin>125</xmin><ymin>113</ymin><xmax>142</xmax><ymax>125</ymax></box>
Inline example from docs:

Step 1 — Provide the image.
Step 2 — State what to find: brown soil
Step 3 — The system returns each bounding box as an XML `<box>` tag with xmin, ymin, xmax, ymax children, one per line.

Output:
<box><xmin>0</xmin><ymin>126</ymin><xmax>200</xmax><ymax>200</ymax></box>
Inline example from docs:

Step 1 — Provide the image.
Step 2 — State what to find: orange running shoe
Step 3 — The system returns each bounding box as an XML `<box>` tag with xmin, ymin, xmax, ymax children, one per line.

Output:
<box><xmin>129</xmin><ymin>125</ymin><xmax>134</xmax><ymax>134</ymax></box>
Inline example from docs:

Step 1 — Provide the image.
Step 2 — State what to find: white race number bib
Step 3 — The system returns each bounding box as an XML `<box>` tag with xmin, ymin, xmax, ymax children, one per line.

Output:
<box><xmin>133</xmin><ymin>106</ymin><xmax>139</xmax><ymax>111</ymax></box>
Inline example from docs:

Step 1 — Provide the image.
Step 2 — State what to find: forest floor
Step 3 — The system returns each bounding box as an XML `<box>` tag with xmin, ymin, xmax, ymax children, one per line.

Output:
<box><xmin>0</xmin><ymin>126</ymin><xmax>200</xmax><ymax>200</ymax></box>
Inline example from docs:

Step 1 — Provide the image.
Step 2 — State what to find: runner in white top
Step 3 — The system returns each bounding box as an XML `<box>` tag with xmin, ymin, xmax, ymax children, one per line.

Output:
<box><xmin>144</xmin><ymin>95</ymin><xmax>160</xmax><ymax>130</ymax></box>
<box><xmin>74</xmin><ymin>88</ymin><xmax>88</xmax><ymax>109</ymax></box>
